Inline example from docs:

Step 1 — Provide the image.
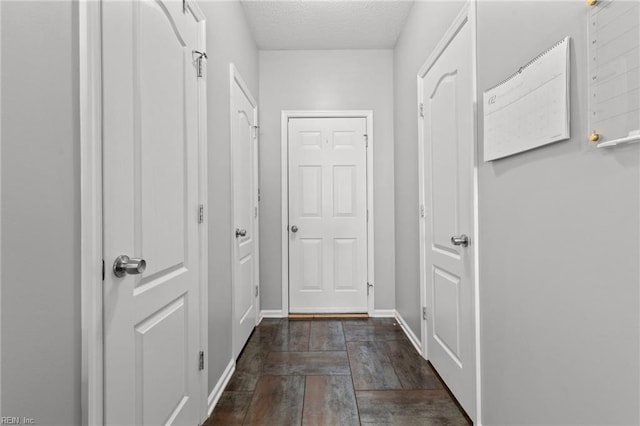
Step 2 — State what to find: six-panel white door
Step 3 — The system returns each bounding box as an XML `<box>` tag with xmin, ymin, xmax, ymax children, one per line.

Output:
<box><xmin>102</xmin><ymin>1</ymin><xmax>203</xmax><ymax>425</ymax></box>
<box><xmin>288</xmin><ymin>117</ymin><xmax>368</xmax><ymax>313</ymax></box>
<box><xmin>231</xmin><ymin>68</ymin><xmax>259</xmax><ymax>358</ymax></box>
<box><xmin>419</xmin><ymin>13</ymin><xmax>476</xmax><ymax>420</ymax></box>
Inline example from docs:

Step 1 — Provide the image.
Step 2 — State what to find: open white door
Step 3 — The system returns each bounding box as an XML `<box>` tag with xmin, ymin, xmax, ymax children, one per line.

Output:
<box><xmin>102</xmin><ymin>1</ymin><xmax>204</xmax><ymax>424</ymax></box>
<box><xmin>230</xmin><ymin>65</ymin><xmax>259</xmax><ymax>359</ymax></box>
<box><xmin>418</xmin><ymin>6</ymin><xmax>477</xmax><ymax>421</ymax></box>
<box><xmin>287</xmin><ymin>117</ymin><xmax>368</xmax><ymax>313</ymax></box>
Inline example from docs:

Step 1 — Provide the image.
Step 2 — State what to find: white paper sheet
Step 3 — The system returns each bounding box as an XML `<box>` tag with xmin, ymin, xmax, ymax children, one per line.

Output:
<box><xmin>483</xmin><ymin>37</ymin><xmax>570</xmax><ymax>162</ymax></box>
<box><xmin>588</xmin><ymin>0</ymin><xmax>640</xmax><ymax>147</ymax></box>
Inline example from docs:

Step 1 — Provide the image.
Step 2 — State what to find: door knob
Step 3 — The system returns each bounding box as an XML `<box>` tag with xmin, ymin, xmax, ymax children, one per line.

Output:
<box><xmin>113</xmin><ymin>255</ymin><xmax>146</xmax><ymax>278</ymax></box>
<box><xmin>235</xmin><ymin>228</ymin><xmax>247</xmax><ymax>238</ymax></box>
<box><xmin>451</xmin><ymin>234</ymin><xmax>469</xmax><ymax>247</ymax></box>
<box><xmin>290</xmin><ymin>225</ymin><xmax>298</xmax><ymax>233</ymax></box>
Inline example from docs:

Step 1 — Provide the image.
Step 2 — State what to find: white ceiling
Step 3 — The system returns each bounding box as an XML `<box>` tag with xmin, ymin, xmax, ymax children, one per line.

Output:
<box><xmin>240</xmin><ymin>1</ymin><xmax>415</xmax><ymax>50</ymax></box>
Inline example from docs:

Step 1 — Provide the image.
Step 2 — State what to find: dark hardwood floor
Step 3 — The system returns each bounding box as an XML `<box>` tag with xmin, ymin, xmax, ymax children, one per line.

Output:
<box><xmin>204</xmin><ymin>318</ymin><xmax>471</xmax><ymax>426</ymax></box>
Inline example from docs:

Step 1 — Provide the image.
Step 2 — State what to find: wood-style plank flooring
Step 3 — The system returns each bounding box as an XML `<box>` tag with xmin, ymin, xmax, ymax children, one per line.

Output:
<box><xmin>204</xmin><ymin>318</ymin><xmax>471</xmax><ymax>426</ymax></box>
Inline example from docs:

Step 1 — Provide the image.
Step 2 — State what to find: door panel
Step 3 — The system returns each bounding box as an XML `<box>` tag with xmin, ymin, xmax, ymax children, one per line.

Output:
<box><xmin>430</xmin><ymin>74</ymin><xmax>461</xmax><ymax>256</ymax></box>
<box><xmin>300</xmin><ymin>166</ymin><xmax>323</xmax><ymax>217</ymax></box>
<box><xmin>432</xmin><ymin>267</ymin><xmax>461</xmax><ymax>364</ymax></box>
<box><xmin>333</xmin><ymin>166</ymin><xmax>356</xmax><ymax>216</ymax></box>
<box><xmin>334</xmin><ymin>238</ymin><xmax>357</xmax><ymax>289</ymax></box>
<box><xmin>420</xmin><ymin>14</ymin><xmax>476</xmax><ymax>420</ymax></box>
<box><xmin>103</xmin><ymin>1</ymin><xmax>203</xmax><ymax>424</ymax></box>
<box><xmin>288</xmin><ymin>117</ymin><xmax>367</xmax><ymax>313</ymax></box>
<box><xmin>135</xmin><ymin>296</ymin><xmax>187</xmax><ymax>426</ymax></box>
<box><xmin>231</xmin><ymin>71</ymin><xmax>258</xmax><ymax>359</ymax></box>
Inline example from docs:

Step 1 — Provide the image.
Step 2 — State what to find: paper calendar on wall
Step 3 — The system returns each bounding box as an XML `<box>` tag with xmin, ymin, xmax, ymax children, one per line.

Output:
<box><xmin>588</xmin><ymin>0</ymin><xmax>640</xmax><ymax>148</ymax></box>
<box><xmin>483</xmin><ymin>37</ymin><xmax>571</xmax><ymax>162</ymax></box>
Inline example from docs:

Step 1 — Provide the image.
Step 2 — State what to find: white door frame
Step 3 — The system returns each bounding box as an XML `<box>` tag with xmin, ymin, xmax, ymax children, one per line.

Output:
<box><xmin>416</xmin><ymin>2</ymin><xmax>482</xmax><ymax>424</ymax></box>
<box><xmin>229</xmin><ymin>63</ymin><xmax>260</xmax><ymax>357</ymax></box>
<box><xmin>280</xmin><ymin>110</ymin><xmax>375</xmax><ymax>316</ymax></box>
<box><xmin>79</xmin><ymin>1</ymin><xmax>209</xmax><ymax>424</ymax></box>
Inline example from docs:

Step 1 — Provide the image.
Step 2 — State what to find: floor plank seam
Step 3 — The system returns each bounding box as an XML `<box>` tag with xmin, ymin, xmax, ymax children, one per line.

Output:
<box><xmin>239</xmin><ymin>390</ymin><xmax>252</xmax><ymax>426</ymax></box>
<box><xmin>300</xmin><ymin>375</ymin><xmax>307</xmax><ymax>426</ymax></box>
<box><xmin>343</xmin><ymin>319</ymin><xmax>363</xmax><ymax>426</ymax></box>
<box><xmin>384</xmin><ymin>340</ymin><xmax>408</xmax><ymax>391</ymax></box>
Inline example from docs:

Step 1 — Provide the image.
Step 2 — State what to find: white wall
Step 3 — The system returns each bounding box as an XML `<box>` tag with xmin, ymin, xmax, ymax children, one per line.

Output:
<box><xmin>395</xmin><ymin>1</ymin><xmax>639</xmax><ymax>423</ymax></box>
<box><xmin>1</xmin><ymin>1</ymin><xmax>81</xmax><ymax>424</ymax></box>
<box><xmin>0</xmin><ymin>1</ymin><xmax>260</xmax><ymax>421</ymax></box>
<box><xmin>199</xmin><ymin>1</ymin><xmax>259</xmax><ymax>395</ymax></box>
<box><xmin>393</xmin><ymin>1</ymin><xmax>467</xmax><ymax>337</ymax></box>
<box><xmin>258</xmin><ymin>49</ymin><xmax>396</xmax><ymax>312</ymax></box>
<box><xmin>476</xmin><ymin>2</ymin><xmax>639</xmax><ymax>424</ymax></box>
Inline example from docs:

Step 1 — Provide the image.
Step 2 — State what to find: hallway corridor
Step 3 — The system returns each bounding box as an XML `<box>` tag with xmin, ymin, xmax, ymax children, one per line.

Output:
<box><xmin>205</xmin><ymin>318</ymin><xmax>471</xmax><ymax>425</ymax></box>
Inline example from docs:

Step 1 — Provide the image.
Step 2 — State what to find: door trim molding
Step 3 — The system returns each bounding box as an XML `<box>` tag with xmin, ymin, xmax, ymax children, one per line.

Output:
<box><xmin>416</xmin><ymin>2</ymin><xmax>482</xmax><ymax>424</ymax></box>
<box><xmin>79</xmin><ymin>1</ymin><xmax>103</xmax><ymax>423</ymax></box>
<box><xmin>469</xmin><ymin>2</ymin><xmax>482</xmax><ymax>424</ymax></box>
<box><xmin>229</xmin><ymin>63</ymin><xmax>260</xmax><ymax>360</ymax></box>
<box><xmin>190</xmin><ymin>2</ymin><xmax>209</xmax><ymax>421</ymax></box>
<box><xmin>79</xmin><ymin>2</ymin><xmax>209</xmax><ymax>423</ymax></box>
<box><xmin>280</xmin><ymin>110</ymin><xmax>375</xmax><ymax>316</ymax></box>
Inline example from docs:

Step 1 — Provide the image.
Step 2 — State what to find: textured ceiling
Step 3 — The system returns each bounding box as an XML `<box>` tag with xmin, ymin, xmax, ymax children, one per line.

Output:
<box><xmin>240</xmin><ymin>1</ymin><xmax>415</xmax><ymax>50</ymax></box>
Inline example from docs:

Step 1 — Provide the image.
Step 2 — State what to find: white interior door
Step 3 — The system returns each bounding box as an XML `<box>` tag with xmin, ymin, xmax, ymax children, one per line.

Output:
<box><xmin>288</xmin><ymin>117</ymin><xmax>368</xmax><ymax>313</ymax></box>
<box><xmin>419</xmin><ymin>13</ymin><xmax>476</xmax><ymax>420</ymax></box>
<box><xmin>231</xmin><ymin>67</ymin><xmax>259</xmax><ymax>359</ymax></box>
<box><xmin>102</xmin><ymin>2</ymin><xmax>203</xmax><ymax>425</ymax></box>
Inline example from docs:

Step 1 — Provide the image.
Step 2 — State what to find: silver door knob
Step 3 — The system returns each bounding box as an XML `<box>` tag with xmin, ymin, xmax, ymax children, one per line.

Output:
<box><xmin>113</xmin><ymin>255</ymin><xmax>146</xmax><ymax>278</ymax></box>
<box><xmin>451</xmin><ymin>234</ymin><xmax>469</xmax><ymax>247</ymax></box>
<box><xmin>235</xmin><ymin>228</ymin><xmax>247</xmax><ymax>238</ymax></box>
<box><xmin>290</xmin><ymin>225</ymin><xmax>298</xmax><ymax>233</ymax></box>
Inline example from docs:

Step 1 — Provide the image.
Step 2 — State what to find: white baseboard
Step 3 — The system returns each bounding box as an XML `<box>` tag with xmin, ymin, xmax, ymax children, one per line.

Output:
<box><xmin>395</xmin><ymin>310</ymin><xmax>422</xmax><ymax>355</ymax></box>
<box><xmin>207</xmin><ymin>358</ymin><xmax>235</xmax><ymax>416</ymax></box>
<box><xmin>371</xmin><ymin>309</ymin><xmax>396</xmax><ymax>317</ymax></box>
<box><xmin>260</xmin><ymin>309</ymin><xmax>284</xmax><ymax>319</ymax></box>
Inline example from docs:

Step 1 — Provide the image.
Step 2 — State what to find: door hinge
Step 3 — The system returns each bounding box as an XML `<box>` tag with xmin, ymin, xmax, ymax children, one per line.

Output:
<box><xmin>255</xmin><ymin>285</ymin><xmax>259</xmax><ymax>297</ymax></box>
<box><xmin>199</xmin><ymin>351</ymin><xmax>205</xmax><ymax>371</ymax></box>
<box><xmin>364</xmin><ymin>134</ymin><xmax>369</xmax><ymax>148</ymax></box>
<box><xmin>254</xmin><ymin>206</ymin><xmax>258</xmax><ymax>218</ymax></box>
<box><xmin>253</xmin><ymin>125</ymin><xmax>260</xmax><ymax>140</ymax></box>
<box><xmin>419</xmin><ymin>103</ymin><xmax>425</xmax><ymax>118</ymax></box>
<box><xmin>194</xmin><ymin>50</ymin><xmax>207</xmax><ymax>78</ymax></box>
<box><xmin>258</xmin><ymin>188</ymin><xmax>261</xmax><ymax>202</ymax></box>
<box><xmin>367</xmin><ymin>282</ymin><xmax>374</xmax><ymax>296</ymax></box>
<box><xmin>422</xmin><ymin>306</ymin><xmax>428</xmax><ymax>321</ymax></box>
<box><xmin>420</xmin><ymin>204</ymin><xmax>425</xmax><ymax>218</ymax></box>
<box><xmin>198</xmin><ymin>204</ymin><xmax>204</xmax><ymax>224</ymax></box>
<box><xmin>102</xmin><ymin>260</ymin><xmax>105</xmax><ymax>281</ymax></box>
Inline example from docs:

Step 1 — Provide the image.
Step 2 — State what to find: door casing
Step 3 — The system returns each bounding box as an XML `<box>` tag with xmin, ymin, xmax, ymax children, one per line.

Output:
<box><xmin>416</xmin><ymin>1</ymin><xmax>481</xmax><ymax>424</ymax></box>
<box><xmin>280</xmin><ymin>111</ymin><xmax>375</xmax><ymax>316</ymax></box>
<box><xmin>229</xmin><ymin>63</ymin><xmax>260</xmax><ymax>357</ymax></box>
<box><xmin>79</xmin><ymin>1</ymin><xmax>209</xmax><ymax>424</ymax></box>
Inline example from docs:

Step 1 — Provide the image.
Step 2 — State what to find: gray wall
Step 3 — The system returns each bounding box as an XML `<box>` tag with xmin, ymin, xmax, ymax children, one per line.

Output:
<box><xmin>0</xmin><ymin>0</ymin><xmax>260</xmax><ymax>416</ymax></box>
<box><xmin>393</xmin><ymin>1</ymin><xmax>466</xmax><ymax>336</ymax></box>
<box><xmin>476</xmin><ymin>2</ymin><xmax>639</xmax><ymax>424</ymax></box>
<box><xmin>1</xmin><ymin>1</ymin><xmax>81</xmax><ymax>424</ymax></box>
<box><xmin>258</xmin><ymin>49</ymin><xmax>396</xmax><ymax>311</ymax></box>
<box><xmin>199</xmin><ymin>2</ymin><xmax>259</xmax><ymax>395</ymax></box>
<box><xmin>1</xmin><ymin>2</ymin><xmax>637</xmax><ymax>424</ymax></box>
<box><xmin>395</xmin><ymin>0</ymin><xmax>639</xmax><ymax>423</ymax></box>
